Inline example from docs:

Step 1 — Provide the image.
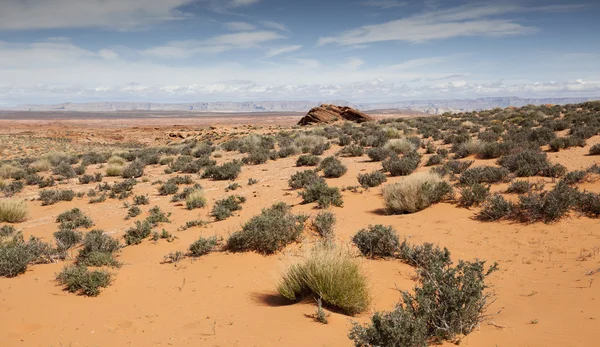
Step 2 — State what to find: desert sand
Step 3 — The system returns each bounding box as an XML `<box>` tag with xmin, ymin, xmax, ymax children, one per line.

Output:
<box><xmin>1</xmin><ymin>113</ymin><xmax>599</xmax><ymax>347</ymax></box>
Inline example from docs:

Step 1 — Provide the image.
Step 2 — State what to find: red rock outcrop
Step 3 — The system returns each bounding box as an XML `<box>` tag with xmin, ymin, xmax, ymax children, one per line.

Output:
<box><xmin>297</xmin><ymin>104</ymin><xmax>373</xmax><ymax>125</ymax></box>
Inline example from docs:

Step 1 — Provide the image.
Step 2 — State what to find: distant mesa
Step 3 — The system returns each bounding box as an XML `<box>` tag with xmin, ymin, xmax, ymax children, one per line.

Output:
<box><xmin>298</xmin><ymin>104</ymin><xmax>374</xmax><ymax>126</ymax></box>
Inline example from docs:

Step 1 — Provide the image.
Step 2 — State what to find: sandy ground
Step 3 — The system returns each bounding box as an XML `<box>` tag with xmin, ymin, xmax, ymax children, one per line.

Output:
<box><xmin>0</xmin><ymin>116</ymin><xmax>599</xmax><ymax>347</ymax></box>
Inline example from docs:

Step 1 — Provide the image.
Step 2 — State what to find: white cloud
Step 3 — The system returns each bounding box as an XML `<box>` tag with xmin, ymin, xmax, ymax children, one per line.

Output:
<box><xmin>260</xmin><ymin>20</ymin><xmax>290</xmax><ymax>32</ymax></box>
<box><xmin>319</xmin><ymin>3</ymin><xmax>541</xmax><ymax>45</ymax></box>
<box><xmin>389</xmin><ymin>56</ymin><xmax>446</xmax><ymax>70</ymax></box>
<box><xmin>360</xmin><ymin>0</ymin><xmax>408</xmax><ymax>9</ymax></box>
<box><xmin>142</xmin><ymin>30</ymin><xmax>285</xmax><ymax>58</ymax></box>
<box><xmin>225</xmin><ymin>22</ymin><xmax>257</xmax><ymax>31</ymax></box>
<box><xmin>265</xmin><ymin>45</ymin><xmax>302</xmax><ymax>58</ymax></box>
<box><xmin>228</xmin><ymin>0</ymin><xmax>261</xmax><ymax>7</ymax></box>
<box><xmin>0</xmin><ymin>0</ymin><xmax>195</xmax><ymax>30</ymax></box>
<box><xmin>343</xmin><ymin>58</ymin><xmax>365</xmax><ymax>70</ymax></box>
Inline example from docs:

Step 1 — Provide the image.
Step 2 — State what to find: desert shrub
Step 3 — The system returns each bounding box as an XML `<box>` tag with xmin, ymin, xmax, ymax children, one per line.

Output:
<box><xmin>78</xmin><ymin>173</ymin><xmax>103</xmax><ymax>185</ymax></box>
<box><xmin>81</xmin><ymin>151</ymin><xmax>109</xmax><ymax>165</ymax></box>
<box><xmin>340</xmin><ymin>144</ymin><xmax>365</xmax><ymax>157</ymax></box>
<box><xmin>202</xmin><ymin>160</ymin><xmax>242</xmax><ymax>180</ymax></box>
<box><xmin>53</xmin><ymin>162</ymin><xmax>76</xmax><ymax>179</ymax></box>
<box><xmin>243</xmin><ymin>147</ymin><xmax>271</xmax><ymax>165</ymax></box>
<box><xmin>433</xmin><ymin>160</ymin><xmax>474</xmax><ymax>177</ymax></box>
<box><xmin>75</xmin><ymin>164</ymin><xmax>87</xmax><ymax>176</ymax></box>
<box><xmin>357</xmin><ymin>171</ymin><xmax>387</xmax><ymax>188</ymax></box>
<box><xmin>192</xmin><ymin>143</ymin><xmax>215</xmax><ymax>157</ymax></box>
<box><xmin>0</xmin><ymin>236</ymin><xmax>31</xmax><ymax>277</ymax></box>
<box><xmin>278</xmin><ymin>244</ymin><xmax>370</xmax><ymax>315</ymax></box>
<box><xmin>574</xmin><ymin>191</ymin><xmax>600</xmax><ymax>217</ymax></box>
<box><xmin>24</xmin><ymin>173</ymin><xmax>42</xmax><ymax>186</ymax></box>
<box><xmin>296</xmin><ymin>155</ymin><xmax>321</xmax><ymax>167</ymax></box>
<box><xmin>459</xmin><ymin>183</ymin><xmax>490</xmax><ymax>208</ymax></box>
<box><xmin>109</xmin><ymin>178</ymin><xmax>136</xmax><ymax>199</ymax></box>
<box><xmin>124</xmin><ymin>220</ymin><xmax>153</xmax><ymax>245</ymax></box>
<box><xmin>590</xmin><ymin>144</ymin><xmax>600</xmax><ymax>155</ymax></box>
<box><xmin>46</xmin><ymin>152</ymin><xmax>78</xmax><ymax>166</ymax></box>
<box><xmin>38</xmin><ymin>177</ymin><xmax>55</xmax><ymax>188</ymax></box>
<box><xmin>211</xmin><ymin>195</ymin><xmax>246</xmax><ymax>221</ymax></box>
<box><xmin>300</xmin><ymin>181</ymin><xmax>344</xmax><ymax>208</ymax></box>
<box><xmin>226</xmin><ymin>203</ymin><xmax>306</xmax><ymax>254</ymax></box>
<box><xmin>133</xmin><ymin>194</ymin><xmax>150</xmax><ymax>205</ymax></box>
<box><xmin>277</xmin><ymin>145</ymin><xmax>299</xmax><ymax>158</ymax></box>
<box><xmin>477</xmin><ymin>194</ymin><xmax>514</xmax><ymax>221</ymax></box>
<box><xmin>56</xmin><ymin>208</ymin><xmax>94</xmax><ymax>229</ymax></box>
<box><xmin>146</xmin><ymin>206</ymin><xmax>170</xmax><ymax>226</ymax></box>
<box><xmin>39</xmin><ymin>189</ymin><xmax>75</xmax><ymax>206</ymax></box>
<box><xmin>382</xmin><ymin>172</ymin><xmax>453</xmax><ymax>214</ymax></box>
<box><xmin>56</xmin><ymin>265</ymin><xmax>111</xmax><ymax>296</ymax></box>
<box><xmin>226</xmin><ymin>182</ymin><xmax>241</xmax><ymax>191</ymax></box>
<box><xmin>541</xmin><ymin>163</ymin><xmax>567</xmax><ymax>178</ymax></box>
<box><xmin>2</xmin><ymin>181</ymin><xmax>24</xmax><ymax>197</ymax></box>
<box><xmin>515</xmin><ymin>181</ymin><xmax>577</xmax><ymax>223</ymax></box>
<box><xmin>247</xmin><ymin>178</ymin><xmax>258</xmax><ymax>185</ymax></box>
<box><xmin>158</xmin><ymin>181</ymin><xmax>178</xmax><ymax>195</ymax></box>
<box><xmin>121</xmin><ymin>159</ymin><xmax>145</xmax><ymax>178</ymax></box>
<box><xmin>477</xmin><ymin>141</ymin><xmax>514</xmax><ymax>159</ymax></box>
<box><xmin>454</xmin><ymin>140</ymin><xmax>483</xmax><ymax>158</ymax></box>
<box><xmin>0</xmin><ymin>164</ymin><xmax>24</xmax><ymax>180</ymax></box>
<box><xmin>384</xmin><ymin>138</ymin><xmax>416</xmax><ymax>154</ymax></box>
<box><xmin>107</xmin><ymin>156</ymin><xmax>127</xmax><ymax>166</ymax></box>
<box><xmin>0</xmin><ymin>225</ymin><xmax>16</xmax><ymax>237</ymax></box>
<box><xmin>189</xmin><ymin>236</ymin><xmax>218</xmax><ymax>257</ymax></box>
<box><xmin>105</xmin><ymin>165</ymin><xmax>124</xmax><ymax>177</ymax></box>
<box><xmin>289</xmin><ymin>169</ymin><xmax>324</xmax><ymax>190</ymax></box>
<box><xmin>319</xmin><ymin>157</ymin><xmax>347</xmax><ymax>178</ymax></box>
<box><xmin>89</xmin><ymin>194</ymin><xmax>107</xmax><ymax>204</ymax></box>
<box><xmin>295</xmin><ymin>135</ymin><xmax>330</xmax><ymax>154</ymax></box>
<box><xmin>352</xmin><ymin>224</ymin><xmax>400</xmax><ymax>258</ymax></box>
<box><xmin>54</xmin><ymin>228</ymin><xmax>83</xmax><ymax>251</ymax></box>
<box><xmin>78</xmin><ymin>230</ymin><xmax>120</xmax><ymax>260</ymax></box>
<box><xmin>127</xmin><ymin>205</ymin><xmax>141</xmax><ymax>218</ymax></box>
<box><xmin>425</xmin><ymin>154</ymin><xmax>443</xmax><ymax>166</ymax></box>
<box><xmin>167</xmin><ymin>175</ymin><xmax>194</xmax><ymax>185</ymax></box>
<box><xmin>366</xmin><ymin>147</ymin><xmax>393</xmax><ymax>162</ymax></box>
<box><xmin>497</xmin><ymin>150</ymin><xmax>551</xmax><ymax>177</ymax></box>
<box><xmin>349</xmin><ymin>305</ymin><xmax>428</xmax><ymax>347</ymax></box>
<box><xmin>159</xmin><ymin>155</ymin><xmax>175</xmax><ymax>165</ymax></box>
<box><xmin>459</xmin><ymin>166</ymin><xmax>509</xmax><ymax>185</ymax></box>
<box><xmin>562</xmin><ymin>170</ymin><xmax>587</xmax><ymax>185</ymax></box>
<box><xmin>397</xmin><ymin>242</ymin><xmax>452</xmax><ymax>270</ymax></box>
<box><xmin>313</xmin><ymin>211</ymin><xmax>336</xmax><ymax>239</ymax></box>
<box><xmin>382</xmin><ymin>152</ymin><xmax>421</xmax><ymax>176</ymax></box>
<box><xmin>436</xmin><ymin>148</ymin><xmax>450</xmax><ymax>158</ymax></box>
<box><xmin>506</xmin><ymin>180</ymin><xmax>534</xmax><ymax>194</ymax></box>
<box><xmin>185</xmin><ymin>189</ymin><xmax>206</xmax><ymax>210</ymax></box>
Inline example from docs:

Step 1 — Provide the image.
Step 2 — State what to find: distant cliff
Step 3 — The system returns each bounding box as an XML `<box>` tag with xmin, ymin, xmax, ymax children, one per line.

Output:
<box><xmin>4</xmin><ymin>97</ymin><xmax>597</xmax><ymax>114</ymax></box>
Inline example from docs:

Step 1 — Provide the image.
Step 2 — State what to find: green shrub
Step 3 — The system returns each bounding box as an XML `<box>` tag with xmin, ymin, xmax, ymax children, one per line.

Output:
<box><xmin>1</xmin><ymin>181</ymin><xmax>24</xmax><ymax>197</ymax></box>
<box><xmin>319</xmin><ymin>157</ymin><xmax>347</xmax><ymax>178</ymax></box>
<box><xmin>226</xmin><ymin>203</ymin><xmax>307</xmax><ymax>254</ymax></box>
<box><xmin>477</xmin><ymin>194</ymin><xmax>514</xmax><ymax>221</ymax></box>
<box><xmin>202</xmin><ymin>160</ymin><xmax>242</xmax><ymax>180</ymax></box>
<box><xmin>185</xmin><ymin>189</ymin><xmax>206</xmax><ymax>210</ymax></box>
<box><xmin>189</xmin><ymin>236</ymin><xmax>218</xmax><ymax>257</ymax></box>
<box><xmin>515</xmin><ymin>181</ymin><xmax>577</xmax><ymax>223</ymax></box>
<box><xmin>300</xmin><ymin>181</ymin><xmax>344</xmax><ymax>208</ymax></box>
<box><xmin>357</xmin><ymin>171</ymin><xmax>387</xmax><ymax>188</ymax></box>
<box><xmin>247</xmin><ymin>178</ymin><xmax>258</xmax><ymax>185</ymax></box>
<box><xmin>425</xmin><ymin>154</ymin><xmax>443</xmax><ymax>166</ymax></box>
<box><xmin>225</xmin><ymin>182</ymin><xmax>241</xmax><ymax>191</ymax></box>
<box><xmin>124</xmin><ymin>220</ymin><xmax>153</xmax><ymax>245</ymax></box>
<box><xmin>127</xmin><ymin>206</ymin><xmax>141</xmax><ymax>218</ymax></box>
<box><xmin>497</xmin><ymin>150</ymin><xmax>551</xmax><ymax>177</ymax></box>
<box><xmin>56</xmin><ymin>208</ymin><xmax>94</xmax><ymax>229</ymax></box>
<box><xmin>366</xmin><ymin>147</ymin><xmax>393</xmax><ymax>162</ymax></box>
<box><xmin>506</xmin><ymin>180</ymin><xmax>534</xmax><ymax>194</ymax></box>
<box><xmin>0</xmin><ymin>236</ymin><xmax>31</xmax><ymax>277</ymax></box>
<box><xmin>121</xmin><ymin>159</ymin><xmax>145</xmax><ymax>178</ymax></box>
<box><xmin>38</xmin><ymin>177</ymin><xmax>55</xmax><ymax>188</ymax></box>
<box><xmin>146</xmin><ymin>206</ymin><xmax>170</xmax><ymax>226</ymax></box>
<box><xmin>382</xmin><ymin>172</ymin><xmax>453</xmax><ymax>214</ymax></box>
<box><xmin>0</xmin><ymin>199</ymin><xmax>28</xmax><ymax>223</ymax></box>
<box><xmin>133</xmin><ymin>194</ymin><xmax>150</xmax><ymax>206</ymax></box>
<box><xmin>39</xmin><ymin>189</ymin><xmax>75</xmax><ymax>206</ymax></box>
<box><xmin>575</xmin><ymin>191</ymin><xmax>600</xmax><ymax>217</ymax></box>
<box><xmin>211</xmin><ymin>195</ymin><xmax>246</xmax><ymax>221</ymax></box>
<box><xmin>158</xmin><ymin>181</ymin><xmax>178</xmax><ymax>195</ymax></box>
<box><xmin>313</xmin><ymin>211</ymin><xmax>336</xmax><ymax>239</ymax></box>
<box><xmin>78</xmin><ymin>229</ymin><xmax>120</xmax><ymax>261</ymax></box>
<box><xmin>433</xmin><ymin>160</ymin><xmax>474</xmax><ymax>176</ymax></box>
<box><xmin>278</xmin><ymin>244</ymin><xmax>370</xmax><ymax>315</ymax></box>
<box><xmin>459</xmin><ymin>166</ymin><xmax>509</xmax><ymax>185</ymax></box>
<box><xmin>340</xmin><ymin>144</ymin><xmax>365</xmax><ymax>157</ymax></box>
<box><xmin>54</xmin><ymin>228</ymin><xmax>83</xmax><ymax>251</ymax></box>
<box><xmin>382</xmin><ymin>152</ymin><xmax>421</xmax><ymax>176</ymax></box>
<box><xmin>289</xmin><ymin>169</ymin><xmax>324</xmax><ymax>189</ymax></box>
<box><xmin>53</xmin><ymin>162</ymin><xmax>76</xmax><ymax>179</ymax></box>
<box><xmin>0</xmin><ymin>225</ymin><xmax>16</xmax><ymax>237</ymax></box>
<box><xmin>398</xmin><ymin>242</ymin><xmax>452</xmax><ymax>270</ymax></box>
<box><xmin>56</xmin><ymin>265</ymin><xmax>111</xmax><ymax>296</ymax></box>
<box><xmin>296</xmin><ymin>155</ymin><xmax>321</xmax><ymax>167</ymax></box>
<box><xmin>349</xmin><ymin>305</ymin><xmax>427</xmax><ymax>347</ymax></box>
<box><xmin>352</xmin><ymin>225</ymin><xmax>400</xmax><ymax>258</ymax></box>
<box><xmin>458</xmin><ymin>183</ymin><xmax>490</xmax><ymax>208</ymax></box>
<box><xmin>561</xmin><ymin>170</ymin><xmax>586</xmax><ymax>185</ymax></box>
<box><xmin>243</xmin><ymin>147</ymin><xmax>271</xmax><ymax>165</ymax></box>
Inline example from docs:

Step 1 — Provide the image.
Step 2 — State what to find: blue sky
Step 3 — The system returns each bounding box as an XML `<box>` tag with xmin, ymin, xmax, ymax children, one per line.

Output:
<box><xmin>0</xmin><ymin>0</ymin><xmax>599</xmax><ymax>105</ymax></box>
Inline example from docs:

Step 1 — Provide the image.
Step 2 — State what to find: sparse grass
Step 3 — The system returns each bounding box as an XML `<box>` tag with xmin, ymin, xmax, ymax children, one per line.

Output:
<box><xmin>0</xmin><ymin>199</ymin><xmax>28</xmax><ymax>223</ymax></box>
<box><xmin>278</xmin><ymin>244</ymin><xmax>370</xmax><ymax>315</ymax></box>
<box><xmin>382</xmin><ymin>172</ymin><xmax>453</xmax><ymax>214</ymax></box>
<box><xmin>226</xmin><ymin>203</ymin><xmax>307</xmax><ymax>254</ymax></box>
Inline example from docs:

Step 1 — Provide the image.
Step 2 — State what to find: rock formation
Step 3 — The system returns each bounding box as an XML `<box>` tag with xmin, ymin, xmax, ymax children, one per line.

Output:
<box><xmin>297</xmin><ymin>104</ymin><xmax>373</xmax><ymax>125</ymax></box>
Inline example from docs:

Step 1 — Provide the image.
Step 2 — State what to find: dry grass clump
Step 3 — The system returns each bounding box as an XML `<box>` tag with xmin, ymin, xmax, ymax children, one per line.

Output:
<box><xmin>278</xmin><ymin>244</ymin><xmax>370</xmax><ymax>315</ymax></box>
<box><xmin>0</xmin><ymin>164</ymin><xmax>23</xmax><ymax>179</ymax></box>
<box><xmin>30</xmin><ymin>159</ymin><xmax>53</xmax><ymax>172</ymax></box>
<box><xmin>382</xmin><ymin>172</ymin><xmax>452</xmax><ymax>214</ymax></box>
<box><xmin>384</xmin><ymin>138</ymin><xmax>416</xmax><ymax>154</ymax></box>
<box><xmin>107</xmin><ymin>155</ymin><xmax>127</xmax><ymax>166</ymax></box>
<box><xmin>105</xmin><ymin>165</ymin><xmax>124</xmax><ymax>177</ymax></box>
<box><xmin>185</xmin><ymin>189</ymin><xmax>206</xmax><ymax>210</ymax></box>
<box><xmin>0</xmin><ymin>199</ymin><xmax>28</xmax><ymax>223</ymax></box>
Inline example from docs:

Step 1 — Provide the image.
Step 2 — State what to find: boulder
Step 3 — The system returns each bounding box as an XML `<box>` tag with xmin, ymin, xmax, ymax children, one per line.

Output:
<box><xmin>297</xmin><ymin>104</ymin><xmax>374</xmax><ymax>126</ymax></box>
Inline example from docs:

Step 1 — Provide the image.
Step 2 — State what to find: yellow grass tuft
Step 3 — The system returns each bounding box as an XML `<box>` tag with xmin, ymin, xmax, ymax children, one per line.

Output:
<box><xmin>0</xmin><ymin>199</ymin><xmax>28</xmax><ymax>223</ymax></box>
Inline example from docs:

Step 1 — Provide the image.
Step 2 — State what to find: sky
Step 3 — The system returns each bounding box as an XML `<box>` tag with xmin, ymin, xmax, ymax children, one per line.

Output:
<box><xmin>0</xmin><ymin>0</ymin><xmax>599</xmax><ymax>105</ymax></box>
